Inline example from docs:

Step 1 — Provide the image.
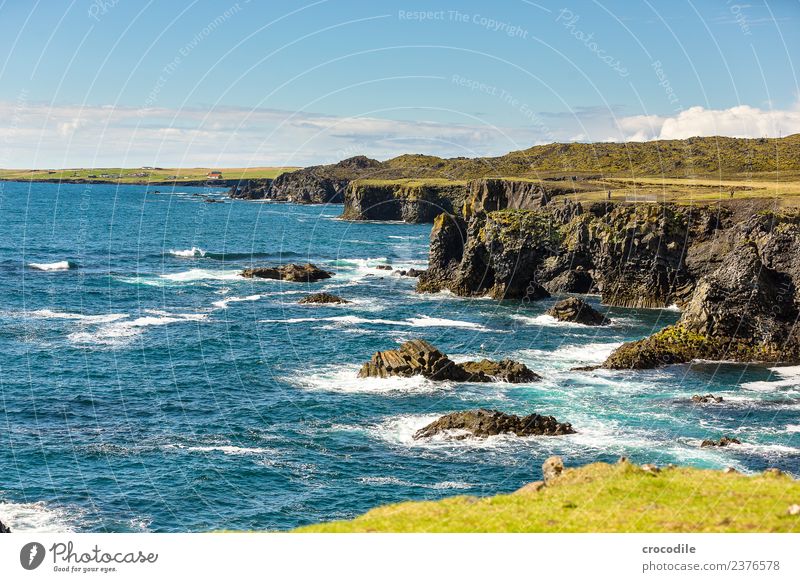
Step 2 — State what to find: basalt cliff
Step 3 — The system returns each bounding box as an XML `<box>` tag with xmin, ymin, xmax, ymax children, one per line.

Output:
<box><xmin>416</xmin><ymin>199</ymin><xmax>800</xmax><ymax>368</ymax></box>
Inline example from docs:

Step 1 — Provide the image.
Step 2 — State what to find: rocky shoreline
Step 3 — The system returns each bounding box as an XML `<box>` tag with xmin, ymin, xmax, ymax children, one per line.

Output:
<box><xmin>414</xmin><ymin>199</ymin><xmax>800</xmax><ymax>368</ymax></box>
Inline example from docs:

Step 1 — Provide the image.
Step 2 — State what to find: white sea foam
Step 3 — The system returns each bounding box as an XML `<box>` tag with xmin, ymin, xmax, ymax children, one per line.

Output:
<box><xmin>68</xmin><ymin>312</ymin><xmax>208</xmax><ymax>346</ymax></box>
<box><xmin>286</xmin><ymin>365</ymin><xmax>452</xmax><ymax>394</ymax></box>
<box><xmin>28</xmin><ymin>309</ymin><xmax>128</xmax><ymax>324</ymax></box>
<box><xmin>511</xmin><ymin>313</ymin><xmax>620</xmax><ymax>328</ymax></box>
<box><xmin>212</xmin><ymin>294</ymin><xmax>262</xmax><ymax>309</ymax></box>
<box><xmin>160</xmin><ymin>268</ymin><xmax>243</xmax><ymax>282</ymax></box>
<box><xmin>518</xmin><ymin>342</ymin><xmax>623</xmax><ymax>371</ymax></box>
<box><xmin>28</xmin><ymin>261</ymin><xmax>72</xmax><ymax>271</ymax></box>
<box><xmin>261</xmin><ymin>314</ymin><xmax>491</xmax><ymax>331</ymax></box>
<box><xmin>786</xmin><ymin>425</ymin><xmax>800</xmax><ymax>433</ymax></box>
<box><xmin>165</xmin><ymin>444</ymin><xmax>272</xmax><ymax>456</ymax></box>
<box><xmin>0</xmin><ymin>501</ymin><xmax>76</xmax><ymax>532</ymax></box>
<box><xmin>169</xmin><ymin>247</ymin><xmax>206</xmax><ymax>258</ymax></box>
<box><xmin>357</xmin><ymin>476</ymin><xmax>472</xmax><ymax>489</ymax></box>
<box><xmin>741</xmin><ymin>366</ymin><xmax>800</xmax><ymax>392</ymax></box>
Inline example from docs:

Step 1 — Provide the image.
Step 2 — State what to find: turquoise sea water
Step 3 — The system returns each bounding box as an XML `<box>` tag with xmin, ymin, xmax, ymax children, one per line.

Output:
<box><xmin>0</xmin><ymin>181</ymin><xmax>798</xmax><ymax>532</ymax></box>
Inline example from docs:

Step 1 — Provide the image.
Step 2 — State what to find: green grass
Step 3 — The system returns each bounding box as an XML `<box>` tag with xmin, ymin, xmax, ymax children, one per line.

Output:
<box><xmin>0</xmin><ymin>166</ymin><xmax>298</xmax><ymax>184</ymax></box>
<box><xmin>297</xmin><ymin>461</ymin><xmax>800</xmax><ymax>533</ymax></box>
<box><xmin>351</xmin><ymin>178</ymin><xmax>468</xmax><ymax>188</ymax></box>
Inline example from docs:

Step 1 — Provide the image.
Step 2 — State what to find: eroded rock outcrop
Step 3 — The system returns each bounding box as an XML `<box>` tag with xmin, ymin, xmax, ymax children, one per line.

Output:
<box><xmin>298</xmin><ymin>292</ymin><xmax>349</xmax><ymax>304</ymax></box>
<box><xmin>229</xmin><ymin>178</ymin><xmax>273</xmax><ymax>200</ymax></box>
<box><xmin>546</xmin><ymin>297</ymin><xmax>610</xmax><ymax>326</ymax></box>
<box><xmin>701</xmin><ymin>436</ymin><xmax>741</xmax><ymax>448</ymax></box>
<box><xmin>413</xmin><ymin>409</ymin><xmax>574</xmax><ymax>440</ymax></box>
<box><xmin>341</xmin><ymin>180</ymin><xmax>468</xmax><ymax>222</ymax></box>
<box><xmin>241</xmin><ymin>263</ymin><xmax>333</xmax><ymax>282</ymax></box>
<box><xmin>357</xmin><ymin>339</ymin><xmax>540</xmax><ymax>383</ymax></box>
<box><xmin>604</xmin><ymin>238</ymin><xmax>799</xmax><ymax>369</ymax></box>
<box><xmin>0</xmin><ymin>519</ymin><xmax>10</xmax><ymax>533</ymax></box>
<box><xmin>230</xmin><ymin>156</ymin><xmax>382</xmax><ymax>204</ymax></box>
<box><xmin>418</xmin><ymin>202</ymin><xmax>722</xmax><ymax>305</ymax></box>
<box><xmin>416</xmin><ymin>196</ymin><xmax>800</xmax><ymax>368</ymax></box>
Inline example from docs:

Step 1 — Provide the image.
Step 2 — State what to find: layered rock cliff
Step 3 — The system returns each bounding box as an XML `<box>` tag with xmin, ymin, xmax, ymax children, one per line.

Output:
<box><xmin>341</xmin><ymin>180</ymin><xmax>469</xmax><ymax>222</ymax></box>
<box><xmin>341</xmin><ymin>178</ymin><xmax>586</xmax><ymax>223</ymax></box>
<box><xmin>417</xmin><ymin>200</ymin><xmax>800</xmax><ymax>367</ymax></box>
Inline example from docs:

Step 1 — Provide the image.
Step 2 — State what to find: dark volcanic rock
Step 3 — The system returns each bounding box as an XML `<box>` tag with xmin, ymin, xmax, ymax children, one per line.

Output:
<box><xmin>546</xmin><ymin>297</ymin><xmax>610</xmax><ymax>326</ymax></box>
<box><xmin>413</xmin><ymin>409</ymin><xmax>575</xmax><ymax>440</ymax></box>
<box><xmin>241</xmin><ymin>263</ymin><xmax>333</xmax><ymax>282</ymax></box>
<box><xmin>298</xmin><ymin>292</ymin><xmax>349</xmax><ymax>304</ymax></box>
<box><xmin>341</xmin><ymin>181</ymin><xmax>468</xmax><ymax>223</ymax></box>
<box><xmin>260</xmin><ymin>156</ymin><xmax>383</xmax><ymax>204</ymax></box>
<box><xmin>543</xmin><ymin>268</ymin><xmax>594</xmax><ymax>294</ymax></box>
<box><xmin>604</xmin><ymin>237</ymin><xmax>800</xmax><ymax>369</ymax></box>
<box><xmin>357</xmin><ymin>339</ymin><xmax>539</xmax><ymax>383</ymax></box>
<box><xmin>229</xmin><ymin>178</ymin><xmax>273</xmax><ymax>200</ymax></box>
<box><xmin>0</xmin><ymin>519</ymin><xmax>10</xmax><ymax>533</ymax></box>
<box><xmin>375</xmin><ymin>265</ymin><xmax>393</xmax><ymax>270</ymax></box>
<box><xmin>398</xmin><ymin>268</ymin><xmax>425</xmax><ymax>278</ymax></box>
<box><xmin>459</xmin><ymin>359</ymin><xmax>541</xmax><ymax>383</ymax></box>
<box><xmin>692</xmin><ymin>394</ymin><xmax>723</xmax><ymax>404</ymax></box>
<box><xmin>701</xmin><ymin>436</ymin><xmax>741</xmax><ymax>448</ymax></box>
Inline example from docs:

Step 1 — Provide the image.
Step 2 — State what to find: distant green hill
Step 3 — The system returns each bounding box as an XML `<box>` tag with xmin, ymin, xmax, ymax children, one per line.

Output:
<box><xmin>379</xmin><ymin>134</ymin><xmax>800</xmax><ymax>179</ymax></box>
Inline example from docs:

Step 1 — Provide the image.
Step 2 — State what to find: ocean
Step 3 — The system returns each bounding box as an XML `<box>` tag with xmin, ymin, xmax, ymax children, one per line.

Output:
<box><xmin>1</xmin><ymin>181</ymin><xmax>797</xmax><ymax>532</ymax></box>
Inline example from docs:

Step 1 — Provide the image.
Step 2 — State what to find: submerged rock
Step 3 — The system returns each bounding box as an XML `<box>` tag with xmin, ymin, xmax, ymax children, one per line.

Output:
<box><xmin>398</xmin><ymin>268</ymin><xmax>425</xmax><ymax>278</ymax></box>
<box><xmin>298</xmin><ymin>292</ymin><xmax>349</xmax><ymax>304</ymax></box>
<box><xmin>701</xmin><ymin>436</ymin><xmax>741</xmax><ymax>448</ymax></box>
<box><xmin>357</xmin><ymin>339</ymin><xmax>540</xmax><ymax>383</ymax></box>
<box><xmin>692</xmin><ymin>394</ymin><xmax>723</xmax><ymax>404</ymax></box>
<box><xmin>413</xmin><ymin>409</ymin><xmax>575</xmax><ymax>440</ymax></box>
<box><xmin>458</xmin><ymin>359</ymin><xmax>541</xmax><ymax>383</ymax></box>
<box><xmin>375</xmin><ymin>265</ymin><xmax>393</xmax><ymax>271</ymax></box>
<box><xmin>241</xmin><ymin>263</ymin><xmax>333</xmax><ymax>283</ymax></box>
<box><xmin>546</xmin><ymin>297</ymin><xmax>610</xmax><ymax>326</ymax></box>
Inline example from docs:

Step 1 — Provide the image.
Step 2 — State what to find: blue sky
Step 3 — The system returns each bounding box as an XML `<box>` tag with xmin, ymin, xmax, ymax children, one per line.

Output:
<box><xmin>0</xmin><ymin>0</ymin><xmax>798</xmax><ymax>167</ymax></box>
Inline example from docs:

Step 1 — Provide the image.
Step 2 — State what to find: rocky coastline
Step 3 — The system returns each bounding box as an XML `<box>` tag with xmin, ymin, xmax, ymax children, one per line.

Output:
<box><xmin>413</xmin><ymin>198</ymin><xmax>800</xmax><ymax>368</ymax></box>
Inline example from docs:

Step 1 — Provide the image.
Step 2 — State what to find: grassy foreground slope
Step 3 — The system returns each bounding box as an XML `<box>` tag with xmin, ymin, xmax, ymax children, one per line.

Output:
<box><xmin>298</xmin><ymin>461</ymin><xmax>800</xmax><ymax>533</ymax></box>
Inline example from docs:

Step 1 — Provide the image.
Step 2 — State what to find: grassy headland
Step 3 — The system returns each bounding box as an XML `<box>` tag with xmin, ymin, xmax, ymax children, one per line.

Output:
<box><xmin>297</xmin><ymin>461</ymin><xmax>800</xmax><ymax>533</ymax></box>
<box><xmin>0</xmin><ymin>166</ymin><xmax>298</xmax><ymax>184</ymax></box>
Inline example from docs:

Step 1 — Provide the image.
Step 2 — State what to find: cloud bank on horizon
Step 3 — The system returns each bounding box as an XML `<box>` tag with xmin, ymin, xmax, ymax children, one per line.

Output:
<box><xmin>1</xmin><ymin>100</ymin><xmax>798</xmax><ymax>169</ymax></box>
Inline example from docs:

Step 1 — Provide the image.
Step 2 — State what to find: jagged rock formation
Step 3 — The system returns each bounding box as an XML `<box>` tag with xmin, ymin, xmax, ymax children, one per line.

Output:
<box><xmin>298</xmin><ymin>292</ymin><xmax>349</xmax><ymax>304</ymax></box>
<box><xmin>604</xmin><ymin>236</ymin><xmax>799</xmax><ymax>369</ymax></box>
<box><xmin>341</xmin><ymin>180</ymin><xmax>469</xmax><ymax>222</ymax></box>
<box><xmin>341</xmin><ymin>178</ymin><xmax>586</xmax><ymax>223</ymax></box>
<box><xmin>416</xmin><ymin>197</ymin><xmax>800</xmax><ymax>367</ymax></box>
<box><xmin>417</xmin><ymin>201</ymin><xmax>728</xmax><ymax>304</ymax></box>
<box><xmin>692</xmin><ymin>394</ymin><xmax>723</xmax><ymax>403</ymax></box>
<box><xmin>357</xmin><ymin>339</ymin><xmax>540</xmax><ymax>383</ymax></box>
<box><xmin>229</xmin><ymin>178</ymin><xmax>273</xmax><ymax>200</ymax></box>
<box><xmin>0</xmin><ymin>519</ymin><xmax>10</xmax><ymax>533</ymax></box>
<box><xmin>547</xmin><ymin>297</ymin><xmax>610</xmax><ymax>326</ymax></box>
<box><xmin>701</xmin><ymin>436</ymin><xmax>741</xmax><ymax>448</ymax></box>
<box><xmin>413</xmin><ymin>409</ymin><xmax>575</xmax><ymax>440</ymax></box>
<box><xmin>241</xmin><ymin>263</ymin><xmax>333</xmax><ymax>282</ymax></box>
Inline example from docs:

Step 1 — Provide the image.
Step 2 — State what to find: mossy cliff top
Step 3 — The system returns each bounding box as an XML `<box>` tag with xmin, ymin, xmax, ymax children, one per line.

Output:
<box><xmin>297</xmin><ymin>460</ymin><xmax>800</xmax><ymax>533</ymax></box>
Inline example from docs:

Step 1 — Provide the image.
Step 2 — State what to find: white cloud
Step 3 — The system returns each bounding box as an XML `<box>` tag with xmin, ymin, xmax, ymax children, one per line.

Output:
<box><xmin>617</xmin><ymin>104</ymin><xmax>800</xmax><ymax>141</ymax></box>
<box><xmin>0</xmin><ymin>101</ymin><xmax>797</xmax><ymax>168</ymax></box>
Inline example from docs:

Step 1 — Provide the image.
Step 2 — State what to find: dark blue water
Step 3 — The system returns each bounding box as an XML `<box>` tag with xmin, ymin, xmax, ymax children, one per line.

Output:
<box><xmin>0</xmin><ymin>181</ymin><xmax>797</xmax><ymax>532</ymax></box>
